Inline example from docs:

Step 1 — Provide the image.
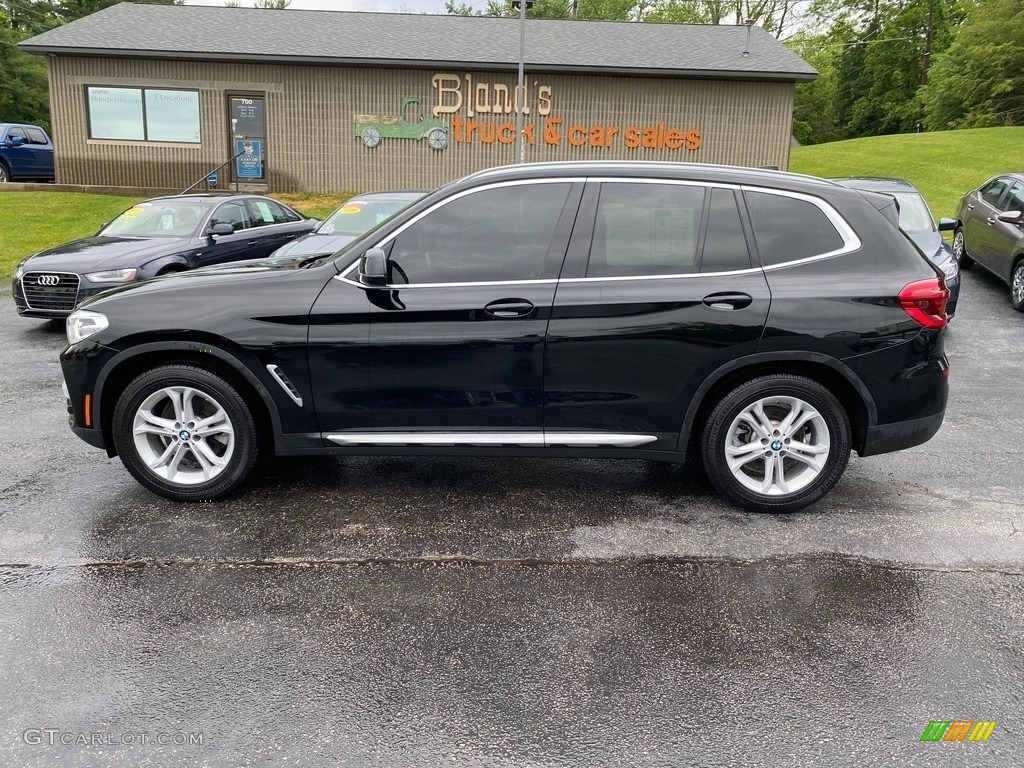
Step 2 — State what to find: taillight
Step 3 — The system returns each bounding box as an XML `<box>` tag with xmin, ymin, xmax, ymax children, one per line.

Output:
<box><xmin>899</xmin><ymin>279</ymin><xmax>949</xmax><ymax>329</ymax></box>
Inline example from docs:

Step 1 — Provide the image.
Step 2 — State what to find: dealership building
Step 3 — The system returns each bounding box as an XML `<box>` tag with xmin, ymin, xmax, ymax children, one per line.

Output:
<box><xmin>20</xmin><ymin>3</ymin><xmax>816</xmax><ymax>193</ymax></box>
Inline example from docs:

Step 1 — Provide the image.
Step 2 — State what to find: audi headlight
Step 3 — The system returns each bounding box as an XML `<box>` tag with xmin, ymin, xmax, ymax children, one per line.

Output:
<box><xmin>14</xmin><ymin>263</ymin><xmax>25</xmax><ymax>282</ymax></box>
<box><xmin>84</xmin><ymin>268</ymin><xmax>138</xmax><ymax>283</ymax></box>
<box><xmin>66</xmin><ymin>310</ymin><xmax>109</xmax><ymax>345</ymax></box>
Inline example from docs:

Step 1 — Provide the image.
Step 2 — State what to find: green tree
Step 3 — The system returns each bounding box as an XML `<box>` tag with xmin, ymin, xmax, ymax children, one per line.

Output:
<box><xmin>922</xmin><ymin>0</ymin><xmax>1024</xmax><ymax>129</ymax></box>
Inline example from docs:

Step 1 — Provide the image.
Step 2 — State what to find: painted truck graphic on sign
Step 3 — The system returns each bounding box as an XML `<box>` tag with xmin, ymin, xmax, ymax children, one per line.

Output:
<box><xmin>355</xmin><ymin>97</ymin><xmax>449</xmax><ymax>151</ymax></box>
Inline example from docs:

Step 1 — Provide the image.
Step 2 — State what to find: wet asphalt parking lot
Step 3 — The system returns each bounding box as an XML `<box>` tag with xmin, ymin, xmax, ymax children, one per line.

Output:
<box><xmin>1</xmin><ymin>266</ymin><xmax>1022</xmax><ymax>767</ymax></box>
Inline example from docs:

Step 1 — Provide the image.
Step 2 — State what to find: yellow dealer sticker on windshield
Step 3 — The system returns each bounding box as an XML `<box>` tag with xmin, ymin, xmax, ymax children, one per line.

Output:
<box><xmin>338</xmin><ymin>205</ymin><xmax>363</xmax><ymax>214</ymax></box>
<box><xmin>121</xmin><ymin>205</ymin><xmax>148</xmax><ymax>218</ymax></box>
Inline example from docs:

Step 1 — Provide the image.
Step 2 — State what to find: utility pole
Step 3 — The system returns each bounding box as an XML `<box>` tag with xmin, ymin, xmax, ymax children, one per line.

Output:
<box><xmin>511</xmin><ymin>0</ymin><xmax>534</xmax><ymax>164</ymax></box>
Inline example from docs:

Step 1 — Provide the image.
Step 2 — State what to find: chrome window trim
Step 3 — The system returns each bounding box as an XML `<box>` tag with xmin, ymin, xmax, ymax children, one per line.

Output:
<box><xmin>325</xmin><ymin>432</ymin><xmax>658</xmax><ymax>448</ymax></box>
<box><xmin>741</xmin><ymin>185</ymin><xmax>862</xmax><ymax>270</ymax></box>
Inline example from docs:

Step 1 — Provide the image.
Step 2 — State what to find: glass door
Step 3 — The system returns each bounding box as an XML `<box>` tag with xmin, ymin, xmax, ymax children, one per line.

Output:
<box><xmin>229</xmin><ymin>94</ymin><xmax>266</xmax><ymax>182</ymax></box>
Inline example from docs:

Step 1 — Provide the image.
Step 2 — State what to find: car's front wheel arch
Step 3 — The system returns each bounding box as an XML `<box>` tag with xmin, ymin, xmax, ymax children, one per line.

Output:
<box><xmin>96</xmin><ymin>345</ymin><xmax>279</xmax><ymax>462</ymax></box>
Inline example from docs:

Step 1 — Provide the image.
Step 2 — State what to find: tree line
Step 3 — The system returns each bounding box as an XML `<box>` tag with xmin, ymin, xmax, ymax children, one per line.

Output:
<box><xmin>1</xmin><ymin>0</ymin><xmax>1020</xmax><ymax>142</ymax></box>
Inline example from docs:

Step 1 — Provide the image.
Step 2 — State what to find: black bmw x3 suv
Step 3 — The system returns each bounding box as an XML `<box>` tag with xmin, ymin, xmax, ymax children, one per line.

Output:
<box><xmin>60</xmin><ymin>162</ymin><xmax>950</xmax><ymax>513</ymax></box>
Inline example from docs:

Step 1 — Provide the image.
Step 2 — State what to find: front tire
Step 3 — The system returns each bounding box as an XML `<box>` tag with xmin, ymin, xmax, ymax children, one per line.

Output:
<box><xmin>112</xmin><ymin>365</ymin><xmax>260</xmax><ymax>501</ymax></box>
<box><xmin>700</xmin><ymin>375</ymin><xmax>851</xmax><ymax>513</ymax></box>
<box><xmin>953</xmin><ymin>227</ymin><xmax>975</xmax><ymax>269</ymax></box>
<box><xmin>1011</xmin><ymin>260</ymin><xmax>1024</xmax><ymax>313</ymax></box>
<box><xmin>0</xmin><ymin>163</ymin><xmax>9</xmax><ymax>183</ymax></box>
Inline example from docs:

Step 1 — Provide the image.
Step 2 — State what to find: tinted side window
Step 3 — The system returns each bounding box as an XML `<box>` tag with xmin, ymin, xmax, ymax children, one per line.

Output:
<box><xmin>587</xmin><ymin>183</ymin><xmax>704</xmax><ymax>278</ymax></box>
<box><xmin>1002</xmin><ymin>181</ymin><xmax>1024</xmax><ymax>214</ymax></box>
<box><xmin>8</xmin><ymin>127</ymin><xmax>27</xmax><ymax>140</ymax></box>
<box><xmin>389</xmin><ymin>183</ymin><xmax>571</xmax><ymax>284</ymax></box>
<box><xmin>700</xmin><ymin>188</ymin><xmax>751</xmax><ymax>272</ymax></box>
<box><xmin>211</xmin><ymin>201</ymin><xmax>250</xmax><ymax>231</ymax></box>
<box><xmin>26</xmin><ymin>128</ymin><xmax>48</xmax><ymax>145</ymax></box>
<box><xmin>981</xmin><ymin>179</ymin><xmax>1010</xmax><ymax>207</ymax></box>
<box><xmin>745</xmin><ymin>191</ymin><xmax>845</xmax><ymax>266</ymax></box>
<box><xmin>248</xmin><ymin>199</ymin><xmax>300</xmax><ymax>226</ymax></box>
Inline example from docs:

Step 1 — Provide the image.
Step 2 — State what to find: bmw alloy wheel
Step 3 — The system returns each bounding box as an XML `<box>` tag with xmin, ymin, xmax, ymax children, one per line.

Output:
<box><xmin>700</xmin><ymin>375</ymin><xmax>851</xmax><ymax>513</ymax></box>
<box><xmin>132</xmin><ymin>385</ymin><xmax>236</xmax><ymax>485</ymax></box>
<box><xmin>113</xmin><ymin>365</ymin><xmax>259</xmax><ymax>501</ymax></box>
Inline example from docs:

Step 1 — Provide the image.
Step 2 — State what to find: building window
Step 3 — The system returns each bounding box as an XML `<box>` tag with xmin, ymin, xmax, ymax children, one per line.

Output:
<box><xmin>86</xmin><ymin>87</ymin><xmax>201</xmax><ymax>143</ymax></box>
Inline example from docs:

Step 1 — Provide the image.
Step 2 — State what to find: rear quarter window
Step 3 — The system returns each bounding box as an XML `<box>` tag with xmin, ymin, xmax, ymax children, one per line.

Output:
<box><xmin>745</xmin><ymin>191</ymin><xmax>846</xmax><ymax>266</ymax></box>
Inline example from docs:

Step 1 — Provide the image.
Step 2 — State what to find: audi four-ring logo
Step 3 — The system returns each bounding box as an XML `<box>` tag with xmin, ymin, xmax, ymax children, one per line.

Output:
<box><xmin>36</xmin><ymin>274</ymin><xmax>61</xmax><ymax>286</ymax></box>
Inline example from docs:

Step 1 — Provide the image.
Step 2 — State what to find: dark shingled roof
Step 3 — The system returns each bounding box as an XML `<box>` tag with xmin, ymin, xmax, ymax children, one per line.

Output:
<box><xmin>20</xmin><ymin>2</ymin><xmax>817</xmax><ymax>82</ymax></box>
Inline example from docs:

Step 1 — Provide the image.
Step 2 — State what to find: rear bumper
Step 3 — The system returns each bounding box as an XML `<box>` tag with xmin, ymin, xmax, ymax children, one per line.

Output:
<box><xmin>860</xmin><ymin>410</ymin><xmax>945</xmax><ymax>457</ymax></box>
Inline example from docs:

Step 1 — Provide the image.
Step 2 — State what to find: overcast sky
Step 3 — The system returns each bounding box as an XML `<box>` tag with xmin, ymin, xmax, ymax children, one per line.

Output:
<box><xmin>185</xmin><ymin>0</ymin><xmax>463</xmax><ymax>16</ymax></box>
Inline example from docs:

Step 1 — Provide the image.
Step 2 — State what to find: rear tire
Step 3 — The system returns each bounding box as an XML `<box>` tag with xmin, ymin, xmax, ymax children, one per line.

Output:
<box><xmin>952</xmin><ymin>227</ymin><xmax>974</xmax><ymax>269</ymax></box>
<box><xmin>0</xmin><ymin>163</ymin><xmax>9</xmax><ymax>183</ymax></box>
<box><xmin>112</xmin><ymin>365</ymin><xmax>260</xmax><ymax>501</ymax></box>
<box><xmin>700</xmin><ymin>375</ymin><xmax>851</xmax><ymax>513</ymax></box>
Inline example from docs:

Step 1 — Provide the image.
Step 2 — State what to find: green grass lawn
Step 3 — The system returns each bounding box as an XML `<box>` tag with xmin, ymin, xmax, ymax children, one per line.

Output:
<box><xmin>0</xmin><ymin>191</ymin><xmax>353</xmax><ymax>279</ymax></box>
<box><xmin>790</xmin><ymin>126</ymin><xmax>1024</xmax><ymax>223</ymax></box>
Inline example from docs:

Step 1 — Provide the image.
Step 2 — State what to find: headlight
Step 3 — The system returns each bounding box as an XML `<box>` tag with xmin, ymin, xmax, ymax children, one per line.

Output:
<box><xmin>66</xmin><ymin>310</ymin><xmax>109</xmax><ymax>345</ymax></box>
<box><xmin>84</xmin><ymin>268</ymin><xmax>138</xmax><ymax>283</ymax></box>
<box><xmin>13</xmin><ymin>261</ymin><xmax>26</xmax><ymax>281</ymax></box>
<box><xmin>938</xmin><ymin>258</ymin><xmax>958</xmax><ymax>280</ymax></box>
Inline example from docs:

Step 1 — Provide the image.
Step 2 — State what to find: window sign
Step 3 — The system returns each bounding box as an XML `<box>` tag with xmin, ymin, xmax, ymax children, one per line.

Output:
<box><xmin>235</xmin><ymin>139</ymin><xmax>264</xmax><ymax>180</ymax></box>
<box><xmin>230</xmin><ymin>97</ymin><xmax>265</xmax><ymax>139</ymax></box>
<box><xmin>87</xmin><ymin>87</ymin><xmax>145</xmax><ymax>141</ymax></box>
<box><xmin>145</xmin><ymin>90</ymin><xmax>200</xmax><ymax>142</ymax></box>
<box><xmin>87</xmin><ymin>87</ymin><xmax>200</xmax><ymax>143</ymax></box>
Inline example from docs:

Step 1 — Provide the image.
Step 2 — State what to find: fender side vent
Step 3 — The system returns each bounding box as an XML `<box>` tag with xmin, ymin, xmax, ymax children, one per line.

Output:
<box><xmin>266</xmin><ymin>364</ymin><xmax>303</xmax><ymax>408</ymax></box>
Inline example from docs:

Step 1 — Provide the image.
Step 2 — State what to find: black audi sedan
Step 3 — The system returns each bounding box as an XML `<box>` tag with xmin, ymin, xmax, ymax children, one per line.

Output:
<box><xmin>833</xmin><ymin>178</ymin><xmax>960</xmax><ymax>316</ymax></box>
<box><xmin>59</xmin><ymin>162</ymin><xmax>951</xmax><ymax>513</ymax></box>
<box><xmin>13</xmin><ymin>193</ymin><xmax>316</xmax><ymax>319</ymax></box>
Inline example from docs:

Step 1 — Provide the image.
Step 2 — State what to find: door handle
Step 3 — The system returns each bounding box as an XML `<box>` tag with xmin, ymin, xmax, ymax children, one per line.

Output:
<box><xmin>967</xmin><ymin>204</ymin><xmax>975</xmax><ymax>210</ymax></box>
<box><xmin>484</xmin><ymin>299</ymin><xmax>535</xmax><ymax>318</ymax></box>
<box><xmin>247</xmin><ymin>240</ymin><xmax>259</xmax><ymax>246</ymax></box>
<box><xmin>987</xmin><ymin>218</ymin><xmax>997</xmax><ymax>225</ymax></box>
<box><xmin>702</xmin><ymin>292</ymin><xmax>753</xmax><ymax>310</ymax></box>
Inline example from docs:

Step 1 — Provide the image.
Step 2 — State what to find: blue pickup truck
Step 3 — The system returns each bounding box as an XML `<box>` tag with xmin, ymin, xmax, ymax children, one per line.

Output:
<box><xmin>0</xmin><ymin>123</ymin><xmax>55</xmax><ymax>183</ymax></box>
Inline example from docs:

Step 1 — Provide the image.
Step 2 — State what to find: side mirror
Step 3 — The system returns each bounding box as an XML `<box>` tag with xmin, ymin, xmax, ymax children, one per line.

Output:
<box><xmin>938</xmin><ymin>217</ymin><xmax>957</xmax><ymax>232</ymax></box>
<box><xmin>358</xmin><ymin>247</ymin><xmax>388</xmax><ymax>287</ymax></box>
<box><xmin>997</xmin><ymin>210</ymin><xmax>1024</xmax><ymax>226</ymax></box>
<box><xmin>9</xmin><ymin>135</ymin><xmax>25</xmax><ymax>147</ymax></box>
<box><xmin>208</xmin><ymin>222</ymin><xmax>235</xmax><ymax>237</ymax></box>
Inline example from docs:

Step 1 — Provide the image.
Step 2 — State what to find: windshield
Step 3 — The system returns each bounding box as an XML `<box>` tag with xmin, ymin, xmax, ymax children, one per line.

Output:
<box><xmin>100</xmin><ymin>201</ymin><xmax>210</xmax><ymax>237</ymax></box>
<box><xmin>891</xmin><ymin>192</ymin><xmax>936</xmax><ymax>233</ymax></box>
<box><xmin>318</xmin><ymin>195</ymin><xmax>421</xmax><ymax>236</ymax></box>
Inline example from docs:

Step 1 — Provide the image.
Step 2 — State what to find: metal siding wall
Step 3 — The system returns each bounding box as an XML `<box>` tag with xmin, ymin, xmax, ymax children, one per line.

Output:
<box><xmin>47</xmin><ymin>57</ymin><xmax>796</xmax><ymax>192</ymax></box>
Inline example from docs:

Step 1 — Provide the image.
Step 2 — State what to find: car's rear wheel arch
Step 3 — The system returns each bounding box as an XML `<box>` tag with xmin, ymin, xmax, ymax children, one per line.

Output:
<box><xmin>97</xmin><ymin>346</ymin><xmax>278</xmax><ymax>460</ymax></box>
<box><xmin>684</xmin><ymin>358</ymin><xmax>871</xmax><ymax>458</ymax></box>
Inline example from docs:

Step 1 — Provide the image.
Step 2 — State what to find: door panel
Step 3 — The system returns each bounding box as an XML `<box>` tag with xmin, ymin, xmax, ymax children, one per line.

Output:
<box><xmin>310</xmin><ymin>179</ymin><xmax>582</xmax><ymax>437</ymax></box>
<box><xmin>364</xmin><ymin>282</ymin><xmax>556</xmax><ymax>430</ymax></box>
<box><xmin>544</xmin><ymin>273</ymin><xmax>770</xmax><ymax>448</ymax></box>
